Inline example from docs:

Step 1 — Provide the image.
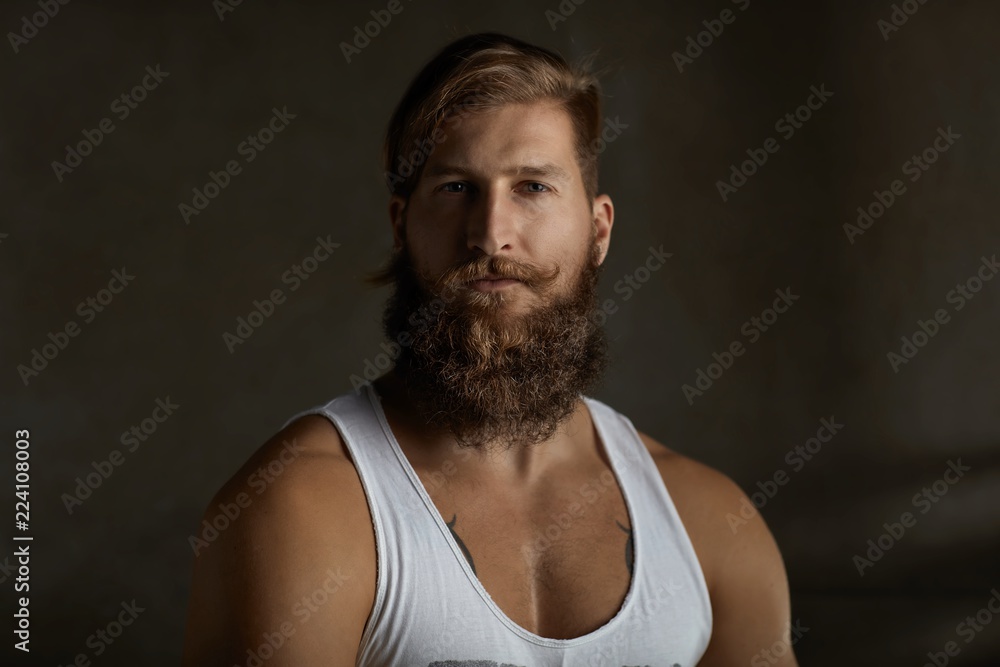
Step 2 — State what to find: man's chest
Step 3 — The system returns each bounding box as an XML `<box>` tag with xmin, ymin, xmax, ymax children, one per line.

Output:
<box><xmin>419</xmin><ymin>467</ymin><xmax>636</xmax><ymax>640</ymax></box>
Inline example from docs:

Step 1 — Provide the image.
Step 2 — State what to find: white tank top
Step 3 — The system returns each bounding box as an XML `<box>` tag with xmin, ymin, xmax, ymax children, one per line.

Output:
<box><xmin>280</xmin><ymin>382</ymin><xmax>712</xmax><ymax>666</ymax></box>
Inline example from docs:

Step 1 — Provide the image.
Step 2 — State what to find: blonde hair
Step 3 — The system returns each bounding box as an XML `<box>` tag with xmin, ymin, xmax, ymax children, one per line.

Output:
<box><xmin>381</xmin><ymin>32</ymin><xmax>605</xmax><ymax>204</ymax></box>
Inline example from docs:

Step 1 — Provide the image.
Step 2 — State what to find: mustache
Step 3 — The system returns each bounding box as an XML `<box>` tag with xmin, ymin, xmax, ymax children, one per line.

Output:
<box><xmin>430</xmin><ymin>255</ymin><xmax>561</xmax><ymax>293</ymax></box>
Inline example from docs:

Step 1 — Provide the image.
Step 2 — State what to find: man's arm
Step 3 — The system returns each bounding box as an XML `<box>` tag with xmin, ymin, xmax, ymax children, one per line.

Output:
<box><xmin>180</xmin><ymin>416</ymin><xmax>376</xmax><ymax>667</ymax></box>
<box><xmin>638</xmin><ymin>432</ymin><xmax>798</xmax><ymax>667</ymax></box>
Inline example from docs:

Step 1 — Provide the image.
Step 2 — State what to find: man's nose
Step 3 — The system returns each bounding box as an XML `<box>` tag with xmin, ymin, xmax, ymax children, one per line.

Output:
<box><xmin>466</xmin><ymin>189</ymin><xmax>518</xmax><ymax>256</ymax></box>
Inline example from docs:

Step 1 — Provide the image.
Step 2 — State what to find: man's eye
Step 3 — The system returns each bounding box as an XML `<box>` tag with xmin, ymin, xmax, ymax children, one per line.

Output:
<box><xmin>524</xmin><ymin>182</ymin><xmax>550</xmax><ymax>194</ymax></box>
<box><xmin>441</xmin><ymin>182</ymin><xmax>468</xmax><ymax>193</ymax></box>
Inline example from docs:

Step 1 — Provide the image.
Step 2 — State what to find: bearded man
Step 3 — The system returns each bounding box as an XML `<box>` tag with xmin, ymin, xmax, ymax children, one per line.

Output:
<box><xmin>182</xmin><ymin>32</ymin><xmax>798</xmax><ymax>667</ymax></box>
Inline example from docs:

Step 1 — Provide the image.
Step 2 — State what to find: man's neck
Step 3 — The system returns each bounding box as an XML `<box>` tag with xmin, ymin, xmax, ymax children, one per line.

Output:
<box><xmin>371</xmin><ymin>369</ymin><xmax>594</xmax><ymax>489</ymax></box>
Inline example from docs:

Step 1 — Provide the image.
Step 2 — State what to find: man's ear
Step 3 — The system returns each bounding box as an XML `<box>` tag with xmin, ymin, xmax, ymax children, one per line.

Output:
<box><xmin>592</xmin><ymin>194</ymin><xmax>614</xmax><ymax>265</ymax></box>
<box><xmin>388</xmin><ymin>194</ymin><xmax>408</xmax><ymax>251</ymax></box>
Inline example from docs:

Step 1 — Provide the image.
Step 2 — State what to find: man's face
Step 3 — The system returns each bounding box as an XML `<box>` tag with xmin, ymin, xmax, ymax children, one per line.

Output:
<box><xmin>391</xmin><ymin>99</ymin><xmax>612</xmax><ymax>315</ymax></box>
<box><xmin>381</xmin><ymin>99</ymin><xmax>614</xmax><ymax>452</ymax></box>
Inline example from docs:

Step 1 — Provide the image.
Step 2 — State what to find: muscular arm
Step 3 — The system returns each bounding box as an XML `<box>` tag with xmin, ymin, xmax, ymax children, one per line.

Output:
<box><xmin>638</xmin><ymin>432</ymin><xmax>798</xmax><ymax>666</ymax></box>
<box><xmin>181</xmin><ymin>416</ymin><xmax>375</xmax><ymax>667</ymax></box>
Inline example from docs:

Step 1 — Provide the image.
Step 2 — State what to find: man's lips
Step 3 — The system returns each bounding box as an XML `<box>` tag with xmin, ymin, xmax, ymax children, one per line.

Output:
<box><xmin>467</xmin><ymin>276</ymin><xmax>523</xmax><ymax>291</ymax></box>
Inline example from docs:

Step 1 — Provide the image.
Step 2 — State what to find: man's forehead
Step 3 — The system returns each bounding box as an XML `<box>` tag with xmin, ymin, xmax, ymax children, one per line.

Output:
<box><xmin>427</xmin><ymin>101</ymin><xmax>576</xmax><ymax>164</ymax></box>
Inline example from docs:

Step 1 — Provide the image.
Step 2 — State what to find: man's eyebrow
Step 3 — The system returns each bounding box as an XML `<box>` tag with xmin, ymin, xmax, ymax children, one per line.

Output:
<box><xmin>423</xmin><ymin>162</ymin><xmax>572</xmax><ymax>183</ymax></box>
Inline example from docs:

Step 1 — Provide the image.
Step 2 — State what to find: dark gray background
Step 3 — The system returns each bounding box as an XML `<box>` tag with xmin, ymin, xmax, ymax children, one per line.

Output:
<box><xmin>1</xmin><ymin>0</ymin><xmax>998</xmax><ymax>664</ymax></box>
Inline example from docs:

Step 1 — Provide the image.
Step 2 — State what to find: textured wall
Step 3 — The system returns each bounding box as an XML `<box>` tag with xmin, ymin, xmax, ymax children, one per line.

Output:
<box><xmin>1</xmin><ymin>0</ymin><xmax>998</xmax><ymax>664</ymax></box>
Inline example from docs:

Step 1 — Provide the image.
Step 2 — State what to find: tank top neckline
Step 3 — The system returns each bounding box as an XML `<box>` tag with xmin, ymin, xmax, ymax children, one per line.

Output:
<box><xmin>362</xmin><ymin>381</ymin><xmax>643</xmax><ymax>648</ymax></box>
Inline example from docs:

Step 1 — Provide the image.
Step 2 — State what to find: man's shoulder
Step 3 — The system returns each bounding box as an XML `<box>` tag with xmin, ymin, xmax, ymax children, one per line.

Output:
<box><xmin>628</xmin><ymin>436</ymin><xmax>795</xmax><ymax>664</ymax></box>
<box><xmin>632</xmin><ymin>429</ymin><xmax>782</xmax><ymax>596</ymax></box>
<box><xmin>182</xmin><ymin>412</ymin><xmax>375</xmax><ymax>665</ymax></box>
<box><xmin>634</xmin><ymin>429</ymin><xmax>745</xmax><ymax>515</ymax></box>
<box><xmin>208</xmin><ymin>411</ymin><xmax>364</xmax><ymax>528</ymax></box>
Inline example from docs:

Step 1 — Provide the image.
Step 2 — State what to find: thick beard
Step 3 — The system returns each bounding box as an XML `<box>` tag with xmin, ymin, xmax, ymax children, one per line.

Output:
<box><xmin>379</xmin><ymin>239</ymin><xmax>610</xmax><ymax>455</ymax></box>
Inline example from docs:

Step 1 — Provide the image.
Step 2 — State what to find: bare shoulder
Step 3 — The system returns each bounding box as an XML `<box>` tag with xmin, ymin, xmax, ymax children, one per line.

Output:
<box><xmin>634</xmin><ymin>430</ymin><xmax>797</xmax><ymax>665</ymax></box>
<box><xmin>634</xmin><ymin>431</ymin><xmax>743</xmax><ymax>518</ymax></box>
<box><xmin>181</xmin><ymin>413</ymin><xmax>376</xmax><ymax>667</ymax></box>
<box><xmin>634</xmin><ymin>430</ymin><xmax>750</xmax><ymax>579</ymax></box>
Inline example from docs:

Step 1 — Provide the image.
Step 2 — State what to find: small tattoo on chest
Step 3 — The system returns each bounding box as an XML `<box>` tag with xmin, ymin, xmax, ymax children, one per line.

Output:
<box><xmin>616</xmin><ymin>519</ymin><xmax>634</xmax><ymax>576</ymax></box>
<box><xmin>447</xmin><ymin>513</ymin><xmax>477</xmax><ymax>575</ymax></box>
